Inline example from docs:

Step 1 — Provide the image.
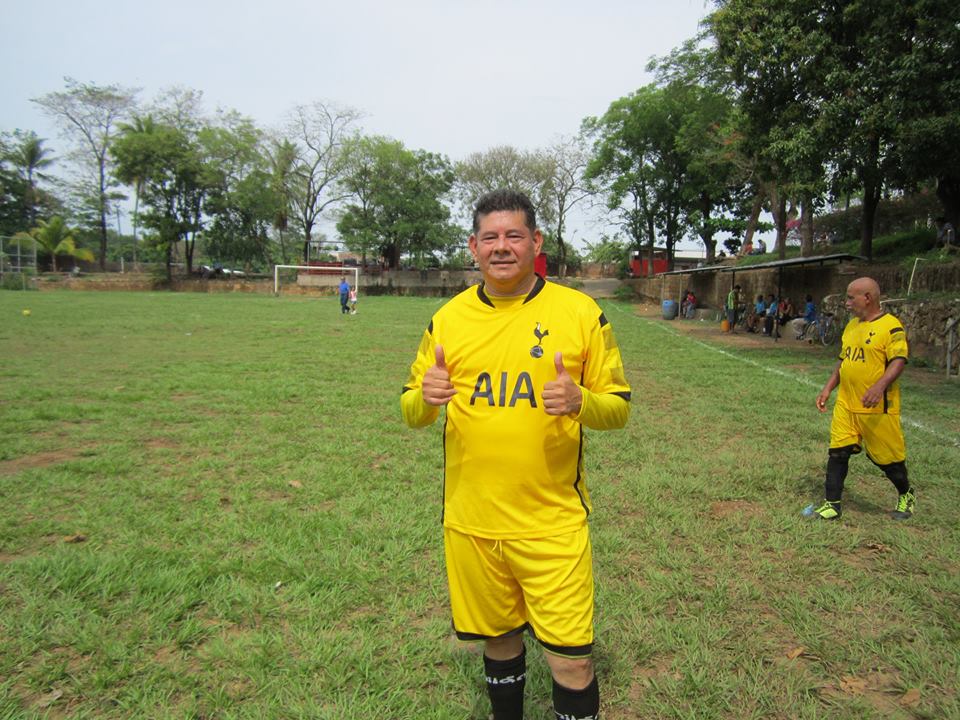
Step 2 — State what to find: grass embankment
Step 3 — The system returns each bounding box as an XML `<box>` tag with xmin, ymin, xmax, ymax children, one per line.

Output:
<box><xmin>1</xmin><ymin>291</ymin><xmax>958</xmax><ymax>719</ymax></box>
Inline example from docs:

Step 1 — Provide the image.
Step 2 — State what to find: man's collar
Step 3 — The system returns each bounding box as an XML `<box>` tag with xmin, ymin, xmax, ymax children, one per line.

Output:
<box><xmin>476</xmin><ymin>274</ymin><xmax>546</xmax><ymax>308</ymax></box>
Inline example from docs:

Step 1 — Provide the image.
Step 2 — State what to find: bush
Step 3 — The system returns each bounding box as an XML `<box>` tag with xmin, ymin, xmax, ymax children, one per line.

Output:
<box><xmin>0</xmin><ymin>272</ymin><xmax>36</xmax><ymax>291</ymax></box>
<box><xmin>614</xmin><ymin>284</ymin><xmax>637</xmax><ymax>302</ymax></box>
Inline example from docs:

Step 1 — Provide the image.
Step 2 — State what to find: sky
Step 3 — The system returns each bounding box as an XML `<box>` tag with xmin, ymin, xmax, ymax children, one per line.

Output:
<box><xmin>1</xmin><ymin>0</ymin><xmax>714</xmax><ymax>253</ymax></box>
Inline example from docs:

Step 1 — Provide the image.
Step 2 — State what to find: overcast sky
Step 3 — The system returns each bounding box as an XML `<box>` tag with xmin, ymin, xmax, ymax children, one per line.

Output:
<box><xmin>1</xmin><ymin>0</ymin><xmax>714</xmax><ymax>251</ymax></box>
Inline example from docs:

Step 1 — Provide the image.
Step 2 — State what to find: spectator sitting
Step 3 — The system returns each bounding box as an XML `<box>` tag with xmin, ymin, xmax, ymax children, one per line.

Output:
<box><xmin>748</xmin><ymin>294</ymin><xmax>765</xmax><ymax>333</ymax></box>
<box><xmin>740</xmin><ymin>239</ymin><xmax>754</xmax><ymax>257</ymax></box>
<box><xmin>778</xmin><ymin>296</ymin><xmax>795</xmax><ymax>324</ymax></box>
<box><xmin>797</xmin><ymin>294</ymin><xmax>817</xmax><ymax>339</ymax></box>
<box><xmin>749</xmin><ymin>238</ymin><xmax>767</xmax><ymax>255</ymax></box>
<box><xmin>763</xmin><ymin>294</ymin><xmax>778</xmax><ymax>336</ymax></box>
<box><xmin>681</xmin><ymin>290</ymin><xmax>697</xmax><ymax>319</ymax></box>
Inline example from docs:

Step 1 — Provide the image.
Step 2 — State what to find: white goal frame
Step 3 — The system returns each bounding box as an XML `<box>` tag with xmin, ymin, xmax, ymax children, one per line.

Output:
<box><xmin>273</xmin><ymin>265</ymin><xmax>359</xmax><ymax>296</ymax></box>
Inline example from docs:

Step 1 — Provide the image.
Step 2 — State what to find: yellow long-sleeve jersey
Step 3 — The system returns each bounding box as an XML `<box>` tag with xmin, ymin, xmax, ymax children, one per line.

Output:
<box><xmin>401</xmin><ymin>277</ymin><xmax>631</xmax><ymax>539</ymax></box>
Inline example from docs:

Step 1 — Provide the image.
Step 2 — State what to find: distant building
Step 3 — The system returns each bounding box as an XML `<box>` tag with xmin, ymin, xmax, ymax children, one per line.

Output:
<box><xmin>629</xmin><ymin>249</ymin><xmax>704</xmax><ymax>277</ymax></box>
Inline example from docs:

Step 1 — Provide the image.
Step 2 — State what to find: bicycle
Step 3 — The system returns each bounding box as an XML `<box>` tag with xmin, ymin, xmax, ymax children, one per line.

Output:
<box><xmin>802</xmin><ymin>312</ymin><xmax>843</xmax><ymax>346</ymax></box>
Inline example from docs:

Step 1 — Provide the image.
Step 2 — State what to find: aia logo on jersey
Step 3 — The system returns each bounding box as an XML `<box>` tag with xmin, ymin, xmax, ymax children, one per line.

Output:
<box><xmin>530</xmin><ymin>322</ymin><xmax>549</xmax><ymax>358</ymax></box>
<box><xmin>842</xmin><ymin>345</ymin><xmax>866</xmax><ymax>362</ymax></box>
<box><xmin>866</xmin><ymin>331</ymin><xmax>875</xmax><ymax>345</ymax></box>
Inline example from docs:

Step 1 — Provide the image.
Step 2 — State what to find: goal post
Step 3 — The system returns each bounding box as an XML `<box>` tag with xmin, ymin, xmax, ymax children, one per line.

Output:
<box><xmin>273</xmin><ymin>265</ymin><xmax>359</xmax><ymax>296</ymax></box>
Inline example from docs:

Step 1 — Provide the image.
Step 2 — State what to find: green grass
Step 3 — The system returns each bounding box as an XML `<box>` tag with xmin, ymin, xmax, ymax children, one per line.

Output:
<box><xmin>1</xmin><ymin>291</ymin><xmax>958</xmax><ymax>719</ymax></box>
<box><xmin>733</xmin><ymin>228</ymin><xmax>944</xmax><ymax>268</ymax></box>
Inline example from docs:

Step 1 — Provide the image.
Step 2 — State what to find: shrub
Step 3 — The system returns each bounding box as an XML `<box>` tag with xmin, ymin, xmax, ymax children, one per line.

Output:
<box><xmin>0</xmin><ymin>272</ymin><xmax>36</xmax><ymax>291</ymax></box>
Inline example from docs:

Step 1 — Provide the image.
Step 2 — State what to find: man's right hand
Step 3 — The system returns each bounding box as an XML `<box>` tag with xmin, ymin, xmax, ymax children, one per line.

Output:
<box><xmin>422</xmin><ymin>344</ymin><xmax>456</xmax><ymax>406</ymax></box>
<box><xmin>815</xmin><ymin>388</ymin><xmax>831</xmax><ymax>413</ymax></box>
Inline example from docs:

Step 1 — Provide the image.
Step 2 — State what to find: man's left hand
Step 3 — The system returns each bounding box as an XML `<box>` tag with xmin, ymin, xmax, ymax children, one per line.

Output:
<box><xmin>542</xmin><ymin>351</ymin><xmax>583</xmax><ymax>416</ymax></box>
<box><xmin>861</xmin><ymin>382</ymin><xmax>885</xmax><ymax>408</ymax></box>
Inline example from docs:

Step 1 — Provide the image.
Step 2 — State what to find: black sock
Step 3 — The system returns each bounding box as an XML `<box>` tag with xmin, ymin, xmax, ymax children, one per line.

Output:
<box><xmin>881</xmin><ymin>461</ymin><xmax>910</xmax><ymax>495</ymax></box>
<box><xmin>553</xmin><ymin>675</ymin><xmax>599</xmax><ymax>720</ymax></box>
<box><xmin>484</xmin><ymin>649</ymin><xmax>526</xmax><ymax>720</ymax></box>
<box><xmin>825</xmin><ymin>453</ymin><xmax>849</xmax><ymax>502</ymax></box>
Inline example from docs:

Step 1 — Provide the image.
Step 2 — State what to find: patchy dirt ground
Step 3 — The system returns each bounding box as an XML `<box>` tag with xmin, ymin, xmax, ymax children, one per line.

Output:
<box><xmin>631</xmin><ymin>303</ymin><xmax>829</xmax><ymax>353</ymax></box>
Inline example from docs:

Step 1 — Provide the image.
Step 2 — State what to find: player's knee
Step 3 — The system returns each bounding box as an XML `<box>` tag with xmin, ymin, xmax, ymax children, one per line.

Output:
<box><xmin>545</xmin><ymin>654</ymin><xmax>594</xmax><ymax>690</ymax></box>
<box><xmin>828</xmin><ymin>444</ymin><xmax>858</xmax><ymax>462</ymax></box>
<box><xmin>879</xmin><ymin>460</ymin><xmax>908</xmax><ymax>483</ymax></box>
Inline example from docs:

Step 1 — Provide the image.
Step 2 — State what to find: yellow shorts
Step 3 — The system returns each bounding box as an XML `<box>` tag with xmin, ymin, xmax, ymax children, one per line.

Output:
<box><xmin>830</xmin><ymin>407</ymin><xmax>906</xmax><ymax>465</ymax></box>
<box><xmin>443</xmin><ymin>525</ymin><xmax>594</xmax><ymax>657</ymax></box>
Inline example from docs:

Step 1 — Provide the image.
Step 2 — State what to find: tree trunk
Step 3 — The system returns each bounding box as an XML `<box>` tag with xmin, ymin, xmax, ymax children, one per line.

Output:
<box><xmin>97</xmin><ymin>161</ymin><xmax>110</xmax><ymax>271</ymax></box>
<box><xmin>861</xmin><ymin>185</ymin><xmax>881</xmax><ymax>261</ymax></box>
<box><xmin>742</xmin><ymin>192</ymin><xmax>764</xmax><ymax>250</ymax></box>
<box><xmin>936</xmin><ymin>175</ymin><xmax>960</xmax><ymax>229</ymax></box>
<box><xmin>768</xmin><ymin>186</ymin><xmax>787</xmax><ymax>258</ymax></box>
<box><xmin>800</xmin><ymin>199</ymin><xmax>814</xmax><ymax>257</ymax></box>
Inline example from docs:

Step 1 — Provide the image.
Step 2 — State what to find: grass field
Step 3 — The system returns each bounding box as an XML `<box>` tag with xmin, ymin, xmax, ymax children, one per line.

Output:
<box><xmin>1</xmin><ymin>290</ymin><xmax>959</xmax><ymax>720</ymax></box>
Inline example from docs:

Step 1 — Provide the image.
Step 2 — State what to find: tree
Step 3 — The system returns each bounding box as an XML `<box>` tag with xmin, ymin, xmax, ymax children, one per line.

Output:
<box><xmin>33</xmin><ymin>78</ymin><xmax>138</xmax><ymax>270</ymax></box>
<box><xmin>455</xmin><ymin>146</ymin><xmax>556</xmax><ymax>228</ymax></box>
<box><xmin>584</xmin><ymin>85</ymin><xmax>689</xmax><ymax>273</ymax></box>
<box><xmin>202</xmin><ymin>112</ymin><xmax>276</xmax><ymax>269</ymax></box>
<box><xmin>283</xmin><ymin>101</ymin><xmax>362</xmax><ymax>262</ymax></box>
<box><xmin>582</xmin><ymin>234</ymin><xmax>628</xmax><ymax>276</ymax></box>
<box><xmin>112</xmin><ymin>114</ymin><xmax>212</xmax><ymax>280</ymax></box>
<box><xmin>336</xmin><ymin>136</ymin><xmax>458</xmax><ymax>269</ymax></box>
<box><xmin>267</xmin><ymin>138</ymin><xmax>298</xmax><ymax>264</ymax></box>
<box><xmin>14</xmin><ymin>216</ymin><xmax>94</xmax><ymax>272</ymax></box>
<box><xmin>4</xmin><ymin>130</ymin><xmax>56</xmax><ymax>228</ymax></box>
<box><xmin>543</xmin><ymin>136</ymin><xmax>591</xmax><ymax>276</ymax></box>
<box><xmin>708</xmin><ymin>0</ymin><xmax>960</xmax><ymax>259</ymax></box>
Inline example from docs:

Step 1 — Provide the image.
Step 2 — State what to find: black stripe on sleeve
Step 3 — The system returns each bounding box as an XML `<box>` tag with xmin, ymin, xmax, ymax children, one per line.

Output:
<box><xmin>427</xmin><ymin>320</ymin><xmax>434</xmax><ymax>334</ymax></box>
<box><xmin>890</xmin><ymin>327</ymin><xmax>904</xmax><ymax>335</ymax></box>
<box><xmin>611</xmin><ymin>391</ymin><xmax>631</xmax><ymax>402</ymax></box>
<box><xmin>599</xmin><ymin>312</ymin><xmax>608</xmax><ymax>328</ymax></box>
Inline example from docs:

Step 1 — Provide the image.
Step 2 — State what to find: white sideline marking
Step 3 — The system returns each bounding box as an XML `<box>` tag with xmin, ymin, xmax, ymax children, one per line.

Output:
<box><xmin>609</xmin><ymin>304</ymin><xmax>960</xmax><ymax>449</ymax></box>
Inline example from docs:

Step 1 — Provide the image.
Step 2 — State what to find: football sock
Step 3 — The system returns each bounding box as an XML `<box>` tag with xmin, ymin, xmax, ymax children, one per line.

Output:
<box><xmin>484</xmin><ymin>649</ymin><xmax>526</xmax><ymax>720</ymax></box>
<box><xmin>825</xmin><ymin>452</ymin><xmax>850</xmax><ymax>502</ymax></box>
<box><xmin>880</xmin><ymin>461</ymin><xmax>910</xmax><ymax>495</ymax></box>
<box><xmin>552</xmin><ymin>675</ymin><xmax>600</xmax><ymax>720</ymax></box>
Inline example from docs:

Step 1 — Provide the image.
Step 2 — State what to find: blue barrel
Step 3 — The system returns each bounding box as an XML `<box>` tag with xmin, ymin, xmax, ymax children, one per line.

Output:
<box><xmin>662</xmin><ymin>300</ymin><xmax>678</xmax><ymax>319</ymax></box>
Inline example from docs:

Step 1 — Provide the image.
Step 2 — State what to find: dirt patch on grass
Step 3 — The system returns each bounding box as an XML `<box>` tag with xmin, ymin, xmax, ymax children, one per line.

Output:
<box><xmin>708</xmin><ymin>499</ymin><xmax>762</xmax><ymax>519</ymax></box>
<box><xmin>0</xmin><ymin>449</ymin><xmax>83</xmax><ymax>476</ymax></box>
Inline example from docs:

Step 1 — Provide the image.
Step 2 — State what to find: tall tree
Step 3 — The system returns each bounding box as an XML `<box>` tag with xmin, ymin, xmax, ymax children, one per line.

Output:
<box><xmin>455</xmin><ymin>146</ymin><xmax>556</xmax><ymax>228</ymax></box>
<box><xmin>337</xmin><ymin>136</ymin><xmax>458</xmax><ymax>269</ymax></box>
<box><xmin>543</xmin><ymin>136</ymin><xmax>591</xmax><ymax>276</ymax></box>
<box><xmin>584</xmin><ymin>85</ymin><xmax>689</xmax><ymax>272</ymax></box>
<box><xmin>283</xmin><ymin>101</ymin><xmax>362</xmax><ymax>262</ymax></box>
<box><xmin>202</xmin><ymin>112</ymin><xmax>276</xmax><ymax>269</ymax></box>
<box><xmin>112</xmin><ymin>116</ymin><xmax>211</xmax><ymax>280</ymax></box>
<box><xmin>267</xmin><ymin>138</ymin><xmax>298</xmax><ymax>264</ymax></box>
<box><xmin>33</xmin><ymin>78</ymin><xmax>138</xmax><ymax>270</ymax></box>
<box><xmin>708</xmin><ymin>0</ymin><xmax>960</xmax><ymax>259</ymax></box>
<box><xmin>4</xmin><ymin>130</ymin><xmax>55</xmax><ymax>228</ymax></box>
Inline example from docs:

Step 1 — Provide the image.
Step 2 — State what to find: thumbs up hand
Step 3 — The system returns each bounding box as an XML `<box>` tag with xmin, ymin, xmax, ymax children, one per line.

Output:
<box><xmin>542</xmin><ymin>351</ymin><xmax>583</xmax><ymax>416</ymax></box>
<box><xmin>422</xmin><ymin>344</ymin><xmax>456</xmax><ymax>406</ymax></box>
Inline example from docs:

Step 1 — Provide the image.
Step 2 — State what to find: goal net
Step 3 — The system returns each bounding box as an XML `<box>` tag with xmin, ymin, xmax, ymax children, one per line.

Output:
<box><xmin>273</xmin><ymin>265</ymin><xmax>360</xmax><ymax>296</ymax></box>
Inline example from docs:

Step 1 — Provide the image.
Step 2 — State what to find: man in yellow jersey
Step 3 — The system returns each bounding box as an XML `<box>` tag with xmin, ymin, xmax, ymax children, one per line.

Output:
<box><xmin>812</xmin><ymin>277</ymin><xmax>914</xmax><ymax>520</ymax></box>
<box><xmin>401</xmin><ymin>190</ymin><xmax>631</xmax><ymax>719</ymax></box>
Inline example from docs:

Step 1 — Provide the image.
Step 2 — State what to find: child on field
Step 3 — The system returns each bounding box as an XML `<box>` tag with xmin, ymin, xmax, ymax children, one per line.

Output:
<box><xmin>348</xmin><ymin>287</ymin><xmax>358</xmax><ymax>314</ymax></box>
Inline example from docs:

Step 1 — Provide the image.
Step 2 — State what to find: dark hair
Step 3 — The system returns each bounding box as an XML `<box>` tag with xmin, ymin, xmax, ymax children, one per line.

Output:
<box><xmin>806</xmin><ymin>294</ymin><xmax>813</xmax><ymax>302</ymax></box>
<box><xmin>472</xmin><ymin>189</ymin><xmax>537</xmax><ymax>234</ymax></box>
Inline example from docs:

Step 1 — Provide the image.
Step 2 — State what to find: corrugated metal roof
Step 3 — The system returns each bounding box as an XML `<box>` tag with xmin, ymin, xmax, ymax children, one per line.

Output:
<box><xmin>658</xmin><ymin>253</ymin><xmax>865</xmax><ymax>276</ymax></box>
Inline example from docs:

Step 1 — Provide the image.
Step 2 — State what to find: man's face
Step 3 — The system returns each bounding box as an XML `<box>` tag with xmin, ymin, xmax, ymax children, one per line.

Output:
<box><xmin>469</xmin><ymin>210</ymin><xmax>543</xmax><ymax>296</ymax></box>
<box><xmin>845</xmin><ymin>283</ymin><xmax>870</xmax><ymax>320</ymax></box>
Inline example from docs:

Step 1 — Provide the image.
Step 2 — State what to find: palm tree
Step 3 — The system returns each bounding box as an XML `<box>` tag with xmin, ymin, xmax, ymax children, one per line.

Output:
<box><xmin>7</xmin><ymin>130</ymin><xmax>55</xmax><ymax>227</ymax></box>
<box><xmin>14</xmin><ymin>216</ymin><xmax>94</xmax><ymax>272</ymax></box>
<box><xmin>114</xmin><ymin>115</ymin><xmax>157</xmax><ymax>260</ymax></box>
